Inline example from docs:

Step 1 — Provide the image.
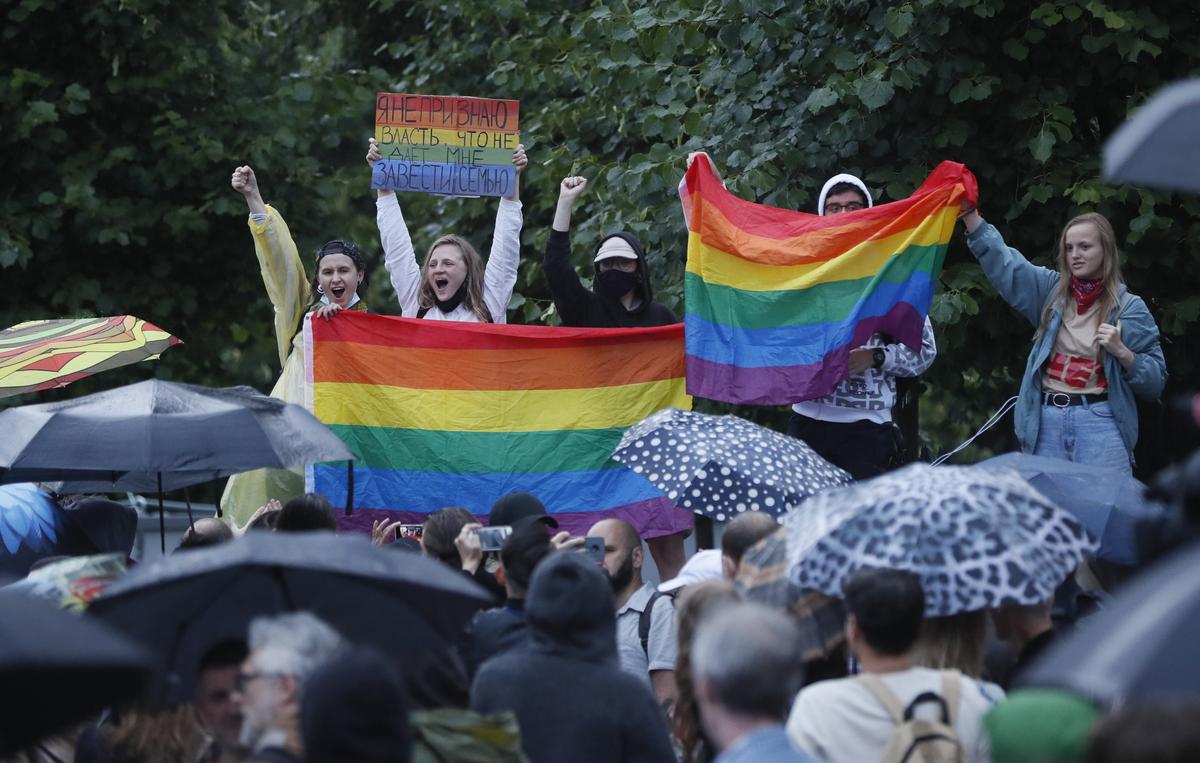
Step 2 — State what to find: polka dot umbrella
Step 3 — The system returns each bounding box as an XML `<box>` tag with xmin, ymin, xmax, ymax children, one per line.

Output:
<box><xmin>611</xmin><ymin>408</ymin><xmax>850</xmax><ymax>521</ymax></box>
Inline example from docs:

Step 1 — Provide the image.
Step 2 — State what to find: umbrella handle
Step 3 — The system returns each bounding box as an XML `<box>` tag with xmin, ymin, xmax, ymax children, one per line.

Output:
<box><xmin>184</xmin><ymin>486</ymin><xmax>195</xmax><ymax>530</ymax></box>
<box><xmin>157</xmin><ymin>472</ymin><xmax>166</xmax><ymax>555</ymax></box>
<box><xmin>344</xmin><ymin>460</ymin><xmax>354</xmax><ymax>516</ymax></box>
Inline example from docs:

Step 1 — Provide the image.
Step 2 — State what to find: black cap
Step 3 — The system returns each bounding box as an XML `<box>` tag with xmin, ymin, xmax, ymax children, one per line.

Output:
<box><xmin>489</xmin><ymin>491</ymin><xmax>558</xmax><ymax>529</ymax></box>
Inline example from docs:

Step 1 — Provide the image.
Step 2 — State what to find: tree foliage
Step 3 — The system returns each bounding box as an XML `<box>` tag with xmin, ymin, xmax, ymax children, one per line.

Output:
<box><xmin>3</xmin><ymin>0</ymin><xmax>1199</xmax><ymax>470</ymax></box>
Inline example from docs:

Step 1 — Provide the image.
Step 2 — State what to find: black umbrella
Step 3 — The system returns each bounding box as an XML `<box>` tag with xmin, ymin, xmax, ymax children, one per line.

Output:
<box><xmin>1104</xmin><ymin>78</ymin><xmax>1200</xmax><ymax>193</ymax></box>
<box><xmin>1018</xmin><ymin>540</ymin><xmax>1200</xmax><ymax>703</ymax></box>
<box><xmin>0</xmin><ymin>379</ymin><xmax>353</xmax><ymax>487</ymax></box>
<box><xmin>0</xmin><ymin>379</ymin><xmax>356</xmax><ymax>549</ymax></box>
<box><xmin>976</xmin><ymin>453</ymin><xmax>1164</xmax><ymax>565</ymax></box>
<box><xmin>0</xmin><ymin>589</ymin><xmax>152</xmax><ymax>756</ymax></box>
<box><xmin>89</xmin><ymin>531</ymin><xmax>492</xmax><ymax>705</ymax></box>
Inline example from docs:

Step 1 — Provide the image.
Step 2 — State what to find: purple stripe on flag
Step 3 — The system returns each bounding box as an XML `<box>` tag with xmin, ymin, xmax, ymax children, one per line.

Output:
<box><xmin>686</xmin><ymin>303</ymin><xmax>924</xmax><ymax>405</ymax></box>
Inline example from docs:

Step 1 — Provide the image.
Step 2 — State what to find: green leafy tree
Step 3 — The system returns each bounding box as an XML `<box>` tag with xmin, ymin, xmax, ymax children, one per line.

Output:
<box><xmin>3</xmin><ymin>0</ymin><xmax>1198</xmax><ymax>478</ymax></box>
<box><xmin>371</xmin><ymin>0</ymin><xmax>1200</xmax><ymax>471</ymax></box>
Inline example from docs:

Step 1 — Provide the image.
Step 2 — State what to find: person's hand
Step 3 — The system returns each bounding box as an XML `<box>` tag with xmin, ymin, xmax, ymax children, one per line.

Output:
<box><xmin>231</xmin><ymin>166</ymin><xmax>260</xmax><ymax>198</ymax></box>
<box><xmin>371</xmin><ymin>518</ymin><xmax>404</xmax><ymax>546</ymax></box>
<box><xmin>847</xmin><ymin>347</ymin><xmax>876</xmax><ymax>374</ymax></box>
<box><xmin>512</xmin><ymin>144</ymin><xmax>528</xmax><ymax>175</ymax></box>
<box><xmin>550</xmin><ymin>530</ymin><xmax>585</xmax><ymax>552</ymax></box>
<box><xmin>314</xmin><ymin>303</ymin><xmax>343</xmax><ymax>320</ymax></box>
<box><xmin>366</xmin><ymin>137</ymin><xmax>381</xmax><ymax>168</ymax></box>
<box><xmin>456</xmin><ymin>522</ymin><xmax>484</xmax><ymax>574</ymax></box>
<box><xmin>233</xmin><ymin>498</ymin><xmax>281</xmax><ymax>537</ymax></box>
<box><xmin>687</xmin><ymin>151</ymin><xmax>723</xmax><ymax>183</ymax></box>
<box><xmin>958</xmin><ymin>201</ymin><xmax>982</xmax><ymax>234</ymax></box>
<box><xmin>1097</xmin><ymin>321</ymin><xmax>1134</xmax><ymax>367</ymax></box>
<box><xmin>558</xmin><ymin>176</ymin><xmax>588</xmax><ymax>205</ymax></box>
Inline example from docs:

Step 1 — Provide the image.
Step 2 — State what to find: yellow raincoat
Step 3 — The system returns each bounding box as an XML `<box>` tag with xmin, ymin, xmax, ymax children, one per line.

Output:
<box><xmin>220</xmin><ymin>206</ymin><xmax>364</xmax><ymax>527</ymax></box>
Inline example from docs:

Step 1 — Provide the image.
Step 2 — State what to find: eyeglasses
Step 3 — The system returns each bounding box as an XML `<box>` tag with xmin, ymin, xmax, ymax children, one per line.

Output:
<box><xmin>234</xmin><ymin>671</ymin><xmax>281</xmax><ymax>692</ymax></box>
<box><xmin>597</xmin><ymin>259</ymin><xmax>637</xmax><ymax>272</ymax></box>
<box><xmin>824</xmin><ymin>202</ymin><xmax>865</xmax><ymax>214</ymax></box>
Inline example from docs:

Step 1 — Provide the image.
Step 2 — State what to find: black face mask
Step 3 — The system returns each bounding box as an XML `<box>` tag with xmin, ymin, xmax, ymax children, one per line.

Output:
<box><xmin>596</xmin><ymin>268</ymin><xmax>640</xmax><ymax>301</ymax></box>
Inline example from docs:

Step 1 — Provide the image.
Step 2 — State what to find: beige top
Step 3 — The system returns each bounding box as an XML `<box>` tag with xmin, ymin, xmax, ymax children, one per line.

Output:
<box><xmin>1042</xmin><ymin>299</ymin><xmax>1108</xmax><ymax>395</ymax></box>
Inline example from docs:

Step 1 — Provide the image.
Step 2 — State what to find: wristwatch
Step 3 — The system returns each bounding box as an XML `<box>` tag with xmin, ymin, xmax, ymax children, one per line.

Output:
<box><xmin>872</xmin><ymin>348</ymin><xmax>886</xmax><ymax>369</ymax></box>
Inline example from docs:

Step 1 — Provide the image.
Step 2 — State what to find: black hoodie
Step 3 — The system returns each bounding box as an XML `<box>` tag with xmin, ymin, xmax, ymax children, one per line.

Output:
<box><xmin>544</xmin><ymin>229</ymin><xmax>679</xmax><ymax>328</ymax></box>
<box><xmin>469</xmin><ymin>553</ymin><xmax>675</xmax><ymax>763</ymax></box>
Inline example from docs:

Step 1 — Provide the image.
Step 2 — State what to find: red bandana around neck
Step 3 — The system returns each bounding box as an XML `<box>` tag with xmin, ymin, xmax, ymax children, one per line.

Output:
<box><xmin>1070</xmin><ymin>277</ymin><xmax>1103</xmax><ymax>314</ymax></box>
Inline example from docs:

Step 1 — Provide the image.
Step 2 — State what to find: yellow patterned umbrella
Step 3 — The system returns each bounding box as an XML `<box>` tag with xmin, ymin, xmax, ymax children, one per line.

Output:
<box><xmin>0</xmin><ymin>316</ymin><xmax>181</xmax><ymax>399</ymax></box>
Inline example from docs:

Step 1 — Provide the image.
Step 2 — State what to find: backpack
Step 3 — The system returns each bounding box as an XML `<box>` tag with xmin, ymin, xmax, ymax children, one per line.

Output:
<box><xmin>857</xmin><ymin>670</ymin><xmax>965</xmax><ymax>763</ymax></box>
<box><xmin>638</xmin><ymin>590</ymin><xmax>674</xmax><ymax>657</ymax></box>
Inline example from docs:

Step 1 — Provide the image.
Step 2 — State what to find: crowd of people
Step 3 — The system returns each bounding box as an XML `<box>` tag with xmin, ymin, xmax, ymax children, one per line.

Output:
<box><xmin>2</xmin><ymin>127</ymin><xmax>1193</xmax><ymax>763</ymax></box>
<box><xmin>5</xmin><ymin>472</ymin><xmax>1199</xmax><ymax>762</ymax></box>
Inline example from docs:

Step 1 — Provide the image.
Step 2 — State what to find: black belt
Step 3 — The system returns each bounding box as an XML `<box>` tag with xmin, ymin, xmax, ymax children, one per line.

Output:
<box><xmin>1043</xmin><ymin>392</ymin><xmax>1107</xmax><ymax>408</ymax></box>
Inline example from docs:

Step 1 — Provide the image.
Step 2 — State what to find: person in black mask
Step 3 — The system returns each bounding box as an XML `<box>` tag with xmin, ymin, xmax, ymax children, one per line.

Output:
<box><xmin>545</xmin><ymin>176</ymin><xmax>678</xmax><ymax>328</ymax></box>
<box><xmin>544</xmin><ymin>175</ymin><xmax>685</xmax><ymax>580</ymax></box>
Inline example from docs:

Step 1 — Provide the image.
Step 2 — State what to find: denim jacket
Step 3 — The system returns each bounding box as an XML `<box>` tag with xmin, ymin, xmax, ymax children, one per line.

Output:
<box><xmin>965</xmin><ymin>222</ymin><xmax>1167</xmax><ymax>458</ymax></box>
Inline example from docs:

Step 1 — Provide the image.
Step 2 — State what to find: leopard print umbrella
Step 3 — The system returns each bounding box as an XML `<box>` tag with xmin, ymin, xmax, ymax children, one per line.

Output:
<box><xmin>783</xmin><ymin>463</ymin><xmax>1098</xmax><ymax>616</ymax></box>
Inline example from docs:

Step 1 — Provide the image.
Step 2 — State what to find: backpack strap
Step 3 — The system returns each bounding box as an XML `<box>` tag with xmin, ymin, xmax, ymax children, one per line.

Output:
<box><xmin>856</xmin><ymin>674</ymin><xmax>906</xmax><ymax>724</ymax></box>
<box><xmin>639</xmin><ymin>591</ymin><xmax>670</xmax><ymax>657</ymax></box>
<box><xmin>940</xmin><ymin>670</ymin><xmax>961</xmax><ymax>728</ymax></box>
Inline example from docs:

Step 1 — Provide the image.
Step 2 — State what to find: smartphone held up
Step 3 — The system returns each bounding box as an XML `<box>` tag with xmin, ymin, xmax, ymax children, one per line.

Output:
<box><xmin>474</xmin><ymin>525</ymin><xmax>513</xmax><ymax>551</ymax></box>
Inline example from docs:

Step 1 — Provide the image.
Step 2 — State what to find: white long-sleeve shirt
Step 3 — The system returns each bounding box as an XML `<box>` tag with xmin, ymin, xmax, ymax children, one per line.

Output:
<box><xmin>376</xmin><ymin>193</ymin><xmax>522</xmax><ymax>323</ymax></box>
<box><xmin>792</xmin><ymin>317</ymin><xmax>937</xmax><ymax>424</ymax></box>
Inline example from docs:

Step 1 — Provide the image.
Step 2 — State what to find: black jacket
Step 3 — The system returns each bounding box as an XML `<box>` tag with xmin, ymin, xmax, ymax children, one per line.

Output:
<box><xmin>465</xmin><ymin>599</ymin><xmax>529</xmax><ymax>679</ymax></box>
<box><xmin>544</xmin><ymin>229</ymin><xmax>678</xmax><ymax>328</ymax></box>
<box><xmin>470</xmin><ymin>554</ymin><xmax>675</xmax><ymax>763</ymax></box>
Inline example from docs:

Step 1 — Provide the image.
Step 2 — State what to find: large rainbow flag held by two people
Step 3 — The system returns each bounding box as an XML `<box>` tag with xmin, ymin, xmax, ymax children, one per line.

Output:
<box><xmin>679</xmin><ymin>154</ymin><xmax>978</xmax><ymax>405</ymax></box>
<box><xmin>304</xmin><ymin>314</ymin><xmax>693</xmax><ymax>537</ymax></box>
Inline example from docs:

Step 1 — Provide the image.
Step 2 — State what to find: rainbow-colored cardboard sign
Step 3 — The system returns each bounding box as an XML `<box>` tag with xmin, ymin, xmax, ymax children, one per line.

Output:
<box><xmin>372</xmin><ymin>93</ymin><xmax>520</xmax><ymax>197</ymax></box>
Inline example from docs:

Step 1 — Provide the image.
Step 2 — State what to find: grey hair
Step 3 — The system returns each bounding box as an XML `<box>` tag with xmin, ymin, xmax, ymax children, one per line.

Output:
<box><xmin>247</xmin><ymin>611</ymin><xmax>343</xmax><ymax>688</ymax></box>
<box><xmin>691</xmin><ymin>602</ymin><xmax>805</xmax><ymax>720</ymax></box>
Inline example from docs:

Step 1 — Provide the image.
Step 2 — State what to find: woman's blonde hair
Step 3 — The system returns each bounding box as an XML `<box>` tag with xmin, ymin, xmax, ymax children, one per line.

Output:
<box><xmin>1036</xmin><ymin>212</ymin><xmax>1124</xmax><ymax>339</ymax></box>
<box><xmin>419</xmin><ymin>235</ymin><xmax>492</xmax><ymax>323</ymax></box>
<box><xmin>910</xmin><ymin>609</ymin><xmax>988</xmax><ymax>678</ymax></box>
<box><xmin>109</xmin><ymin>705</ymin><xmax>206</xmax><ymax>763</ymax></box>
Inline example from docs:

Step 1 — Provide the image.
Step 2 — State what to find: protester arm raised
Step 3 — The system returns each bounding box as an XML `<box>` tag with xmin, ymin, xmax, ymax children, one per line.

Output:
<box><xmin>367</xmin><ymin>138</ymin><xmax>423</xmax><ymax>316</ymax></box>
<box><xmin>481</xmin><ymin>195</ymin><xmax>523</xmax><ymax>324</ymax></box>
<box><xmin>544</xmin><ymin>177</ymin><xmax>596</xmax><ymax>325</ymax></box>
<box><xmin>375</xmin><ymin>195</ymin><xmax>422</xmax><ymax>317</ymax></box>
<box><xmin>963</xmin><ymin>214</ymin><xmax>1059</xmax><ymax>327</ymax></box>
<box><xmin>502</xmin><ymin>143</ymin><xmax>527</xmax><ymax>202</ymax></box>
<box><xmin>232</xmin><ymin>165</ymin><xmax>310</xmax><ymax>368</ymax></box>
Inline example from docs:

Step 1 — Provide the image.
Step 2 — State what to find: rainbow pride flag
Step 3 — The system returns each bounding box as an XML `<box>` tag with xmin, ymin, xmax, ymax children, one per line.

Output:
<box><xmin>679</xmin><ymin>154</ymin><xmax>977</xmax><ymax>405</ymax></box>
<box><xmin>304</xmin><ymin>313</ymin><xmax>693</xmax><ymax>537</ymax></box>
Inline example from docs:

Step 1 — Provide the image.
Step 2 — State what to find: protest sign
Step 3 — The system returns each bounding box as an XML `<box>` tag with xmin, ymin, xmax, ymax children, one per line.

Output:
<box><xmin>372</xmin><ymin>93</ymin><xmax>520</xmax><ymax>197</ymax></box>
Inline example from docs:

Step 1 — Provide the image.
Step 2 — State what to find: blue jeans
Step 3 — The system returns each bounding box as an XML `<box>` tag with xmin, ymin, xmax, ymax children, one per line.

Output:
<box><xmin>1034</xmin><ymin>400</ymin><xmax>1131</xmax><ymax>475</ymax></box>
